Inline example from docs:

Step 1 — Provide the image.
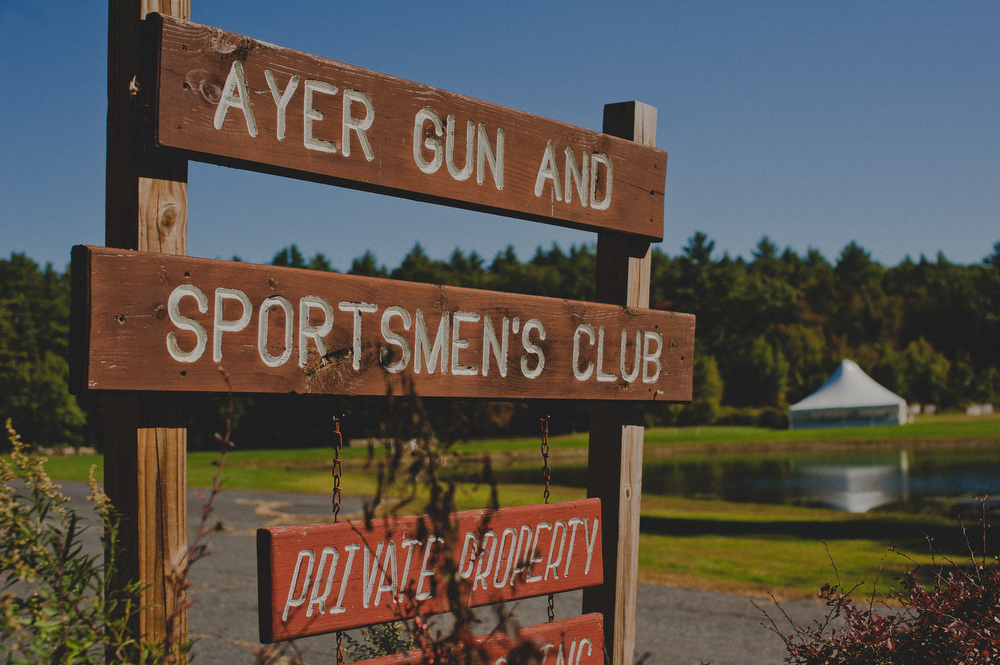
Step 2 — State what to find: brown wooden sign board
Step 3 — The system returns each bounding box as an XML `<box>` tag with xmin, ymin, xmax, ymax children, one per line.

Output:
<box><xmin>71</xmin><ymin>245</ymin><xmax>695</xmax><ymax>401</ymax></box>
<box><xmin>145</xmin><ymin>14</ymin><xmax>667</xmax><ymax>241</ymax></box>
<box><xmin>257</xmin><ymin>499</ymin><xmax>603</xmax><ymax>642</ymax></box>
<box><xmin>351</xmin><ymin>613</ymin><xmax>604</xmax><ymax>665</ymax></box>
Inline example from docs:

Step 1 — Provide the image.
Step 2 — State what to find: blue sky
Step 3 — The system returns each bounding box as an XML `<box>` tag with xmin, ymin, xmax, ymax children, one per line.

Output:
<box><xmin>1</xmin><ymin>1</ymin><xmax>997</xmax><ymax>272</ymax></box>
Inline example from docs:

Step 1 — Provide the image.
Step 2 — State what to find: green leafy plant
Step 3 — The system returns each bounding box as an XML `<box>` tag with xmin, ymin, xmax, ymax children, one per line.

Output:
<box><xmin>343</xmin><ymin>621</ymin><xmax>415</xmax><ymax>661</ymax></box>
<box><xmin>0</xmin><ymin>418</ymin><xmax>172</xmax><ymax>663</ymax></box>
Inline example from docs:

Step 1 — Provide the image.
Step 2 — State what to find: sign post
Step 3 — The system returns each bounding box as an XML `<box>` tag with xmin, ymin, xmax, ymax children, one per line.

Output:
<box><xmin>105</xmin><ymin>0</ymin><xmax>191</xmax><ymax>649</ymax></box>
<box><xmin>584</xmin><ymin>101</ymin><xmax>658</xmax><ymax>665</ymax></box>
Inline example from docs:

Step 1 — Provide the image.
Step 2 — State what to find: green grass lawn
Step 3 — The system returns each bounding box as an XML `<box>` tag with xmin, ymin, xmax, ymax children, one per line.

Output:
<box><xmin>35</xmin><ymin>416</ymin><xmax>999</xmax><ymax>599</ymax></box>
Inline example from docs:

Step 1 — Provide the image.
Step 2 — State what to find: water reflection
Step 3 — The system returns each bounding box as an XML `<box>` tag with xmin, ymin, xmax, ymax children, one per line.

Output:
<box><xmin>795</xmin><ymin>454</ymin><xmax>905</xmax><ymax>512</ymax></box>
<box><xmin>642</xmin><ymin>449</ymin><xmax>1000</xmax><ymax>513</ymax></box>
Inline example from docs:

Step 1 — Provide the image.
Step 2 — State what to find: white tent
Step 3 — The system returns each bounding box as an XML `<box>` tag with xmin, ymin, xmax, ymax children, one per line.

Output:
<box><xmin>789</xmin><ymin>359</ymin><xmax>907</xmax><ymax>429</ymax></box>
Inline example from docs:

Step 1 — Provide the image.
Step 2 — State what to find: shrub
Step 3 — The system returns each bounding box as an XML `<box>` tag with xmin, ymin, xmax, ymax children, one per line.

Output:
<box><xmin>0</xmin><ymin>418</ymin><xmax>170</xmax><ymax>664</ymax></box>
<box><xmin>761</xmin><ymin>501</ymin><xmax>1000</xmax><ymax>664</ymax></box>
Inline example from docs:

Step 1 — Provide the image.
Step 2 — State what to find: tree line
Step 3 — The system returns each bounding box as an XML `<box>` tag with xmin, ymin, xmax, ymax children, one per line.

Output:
<box><xmin>2</xmin><ymin>236</ymin><xmax>998</xmax><ymax>448</ymax></box>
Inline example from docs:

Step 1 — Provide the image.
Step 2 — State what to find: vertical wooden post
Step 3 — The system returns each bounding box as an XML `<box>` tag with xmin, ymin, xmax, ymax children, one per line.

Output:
<box><xmin>583</xmin><ymin>101</ymin><xmax>657</xmax><ymax>665</ymax></box>
<box><xmin>106</xmin><ymin>0</ymin><xmax>190</xmax><ymax>651</ymax></box>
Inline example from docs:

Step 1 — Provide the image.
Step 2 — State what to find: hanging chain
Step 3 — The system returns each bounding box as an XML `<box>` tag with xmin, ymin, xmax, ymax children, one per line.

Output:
<box><xmin>541</xmin><ymin>417</ymin><xmax>551</xmax><ymax>504</ymax></box>
<box><xmin>333</xmin><ymin>415</ymin><xmax>345</xmax><ymax>665</ymax></box>
<box><xmin>541</xmin><ymin>417</ymin><xmax>554</xmax><ymax>623</ymax></box>
<box><xmin>333</xmin><ymin>416</ymin><xmax>343</xmax><ymax>522</ymax></box>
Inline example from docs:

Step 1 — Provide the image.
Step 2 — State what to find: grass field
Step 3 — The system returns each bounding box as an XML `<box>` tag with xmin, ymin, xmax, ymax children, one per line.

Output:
<box><xmin>37</xmin><ymin>415</ymin><xmax>1000</xmax><ymax>599</ymax></box>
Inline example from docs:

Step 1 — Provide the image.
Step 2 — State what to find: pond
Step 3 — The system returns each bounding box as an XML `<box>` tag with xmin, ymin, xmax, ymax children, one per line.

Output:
<box><xmin>641</xmin><ymin>448</ymin><xmax>1000</xmax><ymax>513</ymax></box>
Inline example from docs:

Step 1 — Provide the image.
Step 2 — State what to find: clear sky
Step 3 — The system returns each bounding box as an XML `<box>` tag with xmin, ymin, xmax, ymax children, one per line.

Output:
<box><xmin>1</xmin><ymin>1</ymin><xmax>997</xmax><ymax>272</ymax></box>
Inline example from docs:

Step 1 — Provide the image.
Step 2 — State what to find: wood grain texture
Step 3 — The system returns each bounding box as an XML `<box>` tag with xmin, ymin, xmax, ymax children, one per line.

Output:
<box><xmin>105</xmin><ymin>0</ymin><xmax>190</xmax><ymax>649</ymax></box>
<box><xmin>145</xmin><ymin>14</ymin><xmax>667</xmax><ymax>241</ymax></box>
<box><xmin>348</xmin><ymin>614</ymin><xmax>605</xmax><ymax>665</ymax></box>
<box><xmin>258</xmin><ymin>500</ymin><xmax>603</xmax><ymax>641</ymax></box>
<box><xmin>74</xmin><ymin>246</ymin><xmax>695</xmax><ymax>401</ymax></box>
<box><xmin>583</xmin><ymin>101</ymin><xmax>663</xmax><ymax>665</ymax></box>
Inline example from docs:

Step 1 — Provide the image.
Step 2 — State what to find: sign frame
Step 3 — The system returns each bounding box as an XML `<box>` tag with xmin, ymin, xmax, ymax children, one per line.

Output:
<box><xmin>101</xmin><ymin>3</ymin><xmax>684</xmax><ymax>661</ymax></box>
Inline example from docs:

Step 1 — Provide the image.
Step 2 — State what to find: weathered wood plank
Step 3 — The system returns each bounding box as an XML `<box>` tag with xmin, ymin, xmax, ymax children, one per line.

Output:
<box><xmin>258</xmin><ymin>500</ymin><xmax>603</xmax><ymax>642</ymax></box>
<box><xmin>73</xmin><ymin>245</ymin><xmax>695</xmax><ymax>401</ymax></box>
<box><xmin>348</xmin><ymin>614</ymin><xmax>604</xmax><ymax>665</ymax></box>
<box><xmin>145</xmin><ymin>14</ymin><xmax>667</xmax><ymax>241</ymax></box>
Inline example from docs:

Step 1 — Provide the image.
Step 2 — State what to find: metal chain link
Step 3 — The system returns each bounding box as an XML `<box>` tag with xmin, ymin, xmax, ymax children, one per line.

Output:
<box><xmin>541</xmin><ymin>417</ymin><xmax>554</xmax><ymax>623</ymax></box>
<box><xmin>333</xmin><ymin>415</ymin><xmax>344</xmax><ymax>665</ymax></box>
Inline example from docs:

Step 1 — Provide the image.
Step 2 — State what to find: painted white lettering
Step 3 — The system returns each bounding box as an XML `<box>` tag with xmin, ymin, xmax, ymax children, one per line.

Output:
<box><xmin>564</xmin><ymin>518</ymin><xmax>583</xmax><ymax>577</ymax></box>
<box><xmin>342</xmin><ymin>89</ymin><xmax>375</xmax><ymax>161</ymax></box>
<box><xmin>303</xmin><ymin>79</ymin><xmax>339</xmax><ymax>153</ymax></box>
<box><xmin>582</xmin><ymin>516</ymin><xmax>599</xmax><ymax>575</ymax></box>
<box><xmin>544</xmin><ymin>520</ymin><xmax>567</xmax><ymax>581</ymax></box>
<box><xmin>414</xmin><ymin>309</ymin><xmax>449</xmax><ymax>374</ymax></box>
<box><xmin>509</xmin><ymin>524</ymin><xmax>534</xmax><ymax>585</ymax></box>
<box><xmin>330</xmin><ymin>543</ymin><xmax>359</xmax><ymax>614</ymax></box>
<box><xmin>374</xmin><ymin>541</ymin><xmax>398</xmax><ymax>606</ymax></box>
<box><xmin>525</xmin><ymin>522</ymin><xmax>551</xmax><ymax>583</ymax></box>
<box><xmin>520</xmin><ymin>319</ymin><xmax>546</xmax><ymax>379</ymax></box>
<box><xmin>472</xmin><ymin>530</ymin><xmax>498</xmax><ymax>591</ymax></box>
<box><xmin>477</xmin><ymin>123</ymin><xmax>504</xmax><ymax>189</ymax></box>
<box><xmin>282</xmin><ymin>549</ymin><xmax>315</xmax><ymax>622</ymax></box>
<box><xmin>451</xmin><ymin>311</ymin><xmax>480</xmax><ymax>376</ymax></box>
<box><xmin>459</xmin><ymin>531</ymin><xmax>479</xmax><ymax>579</ymax></box>
<box><xmin>415</xmin><ymin>536</ymin><xmax>439</xmax><ymax>601</ymax></box>
<box><xmin>298</xmin><ymin>296</ymin><xmax>334</xmax><ymax>367</ymax></box>
<box><xmin>398</xmin><ymin>538</ymin><xmax>421</xmax><ymax>602</ymax></box>
<box><xmin>258</xmin><ymin>296</ymin><xmax>293</xmax><ymax>368</ymax></box>
<box><xmin>381</xmin><ymin>306</ymin><xmax>412</xmax><ymax>373</ymax></box>
<box><xmin>413</xmin><ymin>108</ymin><xmax>444</xmax><ymax>174</ymax></box>
<box><xmin>493</xmin><ymin>526</ymin><xmax>518</xmax><ymax>588</ymax></box>
<box><xmin>214</xmin><ymin>61</ymin><xmax>258</xmax><ymax>137</ymax></box>
<box><xmin>213</xmin><ymin>288</ymin><xmax>252</xmax><ymax>363</ymax></box>
<box><xmin>596</xmin><ymin>326</ymin><xmax>617</xmax><ymax>382</ymax></box>
<box><xmin>564</xmin><ymin>146</ymin><xmax>590</xmax><ymax>206</ymax></box>
<box><xmin>446</xmin><ymin>115</ymin><xmax>475</xmax><ymax>181</ymax></box>
<box><xmin>556</xmin><ymin>639</ymin><xmax>575</xmax><ymax>665</ymax></box>
<box><xmin>264</xmin><ymin>69</ymin><xmax>299</xmax><ymax>141</ymax></box>
<box><xmin>481</xmin><ymin>315</ymin><xmax>509</xmax><ymax>378</ymax></box>
<box><xmin>362</xmin><ymin>541</ymin><xmax>385</xmax><ymax>609</ymax></box>
<box><xmin>576</xmin><ymin>638</ymin><xmax>593</xmax><ymax>665</ymax></box>
<box><xmin>572</xmin><ymin>324</ymin><xmax>595</xmax><ymax>381</ymax></box>
<box><xmin>539</xmin><ymin>643</ymin><xmax>556</xmax><ymax>665</ymax></box>
<box><xmin>339</xmin><ymin>301</ymin><xmax>377</xmax><ymax>371</ymax></box>
<box><xmin>306</xmin><ymin>546</ymin><xmax>339</xmax><ymax>617</ymax></box>
<box><xmin>166</xmin><ymin>285</ymin><xmax>208</xmax><ymax>363</ymax></box>
<box><xmin>643</xmin><ymin>330</ymin><xmax>663</xmax><ymax>383</ymax></box>
<box><xmin>589</xmin><ymin>153</ymin><xmax>613</xmax><ymax>210</ymax></box>
<box><xmin>620</xmin><ymin>329</ymin><xmax>641</xmax><ymax>383</ymax></box>
<box><xmin>534</xmin><ymin>140</ymin><xmax>562</xmax><ymax>201</ymax></box>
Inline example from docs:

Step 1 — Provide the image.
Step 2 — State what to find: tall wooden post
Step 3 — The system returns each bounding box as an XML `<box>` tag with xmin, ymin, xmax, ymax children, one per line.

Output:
<box><xmin>583</xmin><ymin>101</ymin><xmax>657</xmax><ymax>665</ymax></box>
<box><xmin>106</xmin><ymin>0</ymin><xmax>191</xmax><ymax>649</ymax></box>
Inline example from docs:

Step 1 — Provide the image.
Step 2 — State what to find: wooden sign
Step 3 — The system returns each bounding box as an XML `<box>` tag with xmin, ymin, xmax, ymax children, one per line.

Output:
<box><xmin>351</xmin><ymin>613</ymin><xmax>604</xmax><ymax>665</ymax></box>
<box><xmin>144</xmin><ymin>14</ymin><xmax>667</xmax><ymax>241</ymax></box>
<box><xmin>257</xmin><ymin>499</ymin><xmax>603</xmax><ymax>642</ymax></box>
<box><xmin>71</xmin><ymin>245</ymin><xmax>695</xmax><ymax>401</ymax></box>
